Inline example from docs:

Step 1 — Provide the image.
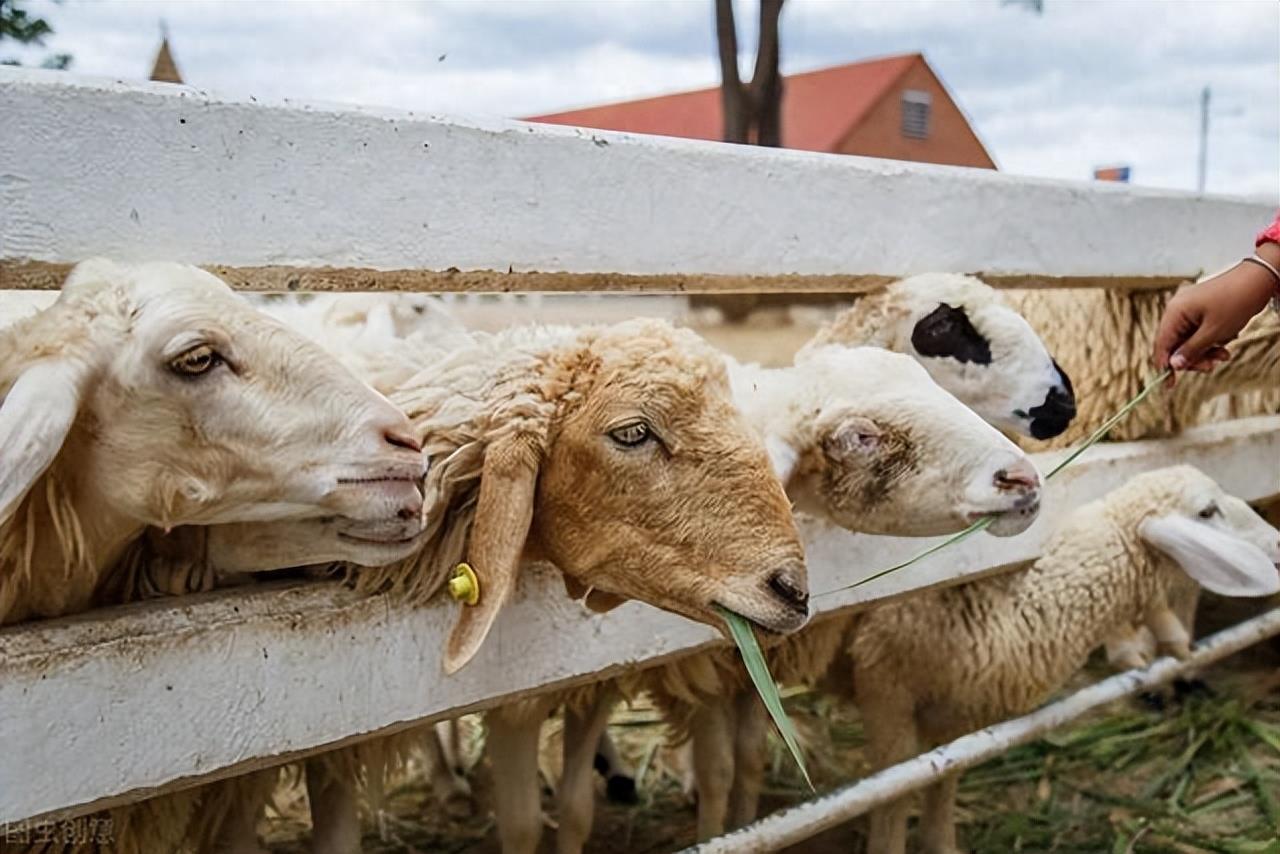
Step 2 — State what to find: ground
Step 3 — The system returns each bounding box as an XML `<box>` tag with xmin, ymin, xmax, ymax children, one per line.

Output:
<box><xmin>261</xmin><ymin>629</ymin><xmax>1280</xmax><ymax>854</ymax></box>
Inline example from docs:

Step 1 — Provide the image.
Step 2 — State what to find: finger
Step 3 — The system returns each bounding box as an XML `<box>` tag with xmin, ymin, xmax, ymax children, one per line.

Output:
<box><xmin>1153</xmin><ymin>306</ymin><xmax>1196</xmax><ymax>370</ymax></box>
<box><xmin>1183</xmin><ymin>347</ymin><xmax>1233</xmax><ymax>373</ymax></box>
<box><xmin>1172</xmin><ymin>322</ymin><xmax>1227</xmax><ymax>371</ymax></box>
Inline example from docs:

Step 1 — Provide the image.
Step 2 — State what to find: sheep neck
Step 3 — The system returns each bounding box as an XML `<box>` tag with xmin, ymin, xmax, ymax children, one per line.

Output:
<box><xmin>0</xmin><ymin>460</ymin><xmax>141</xmax><ymax>625</ymax></box>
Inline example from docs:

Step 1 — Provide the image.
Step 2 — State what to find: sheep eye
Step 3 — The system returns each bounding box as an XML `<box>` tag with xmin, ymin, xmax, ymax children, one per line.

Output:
<box><xmin>168</xmin><ymin>344</ymin><xmax>223</xmax><ymax>378</ymax></box>
<box><xmin>608</xmin><ymin>421</ymin><xmax>651</xmax><ymax>448</ymax></box>
<box><xmin>1198</xmin><ymin>502</ymin><xmax>1219</xmax><ymax>519</ymax></box>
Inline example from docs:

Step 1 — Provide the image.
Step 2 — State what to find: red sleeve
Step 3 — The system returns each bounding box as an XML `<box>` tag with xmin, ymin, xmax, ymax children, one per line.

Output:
<box><xmin>1257</xmin><ymin>211</ymin><xmax>1280</xmax><ymax>247</ymax></box>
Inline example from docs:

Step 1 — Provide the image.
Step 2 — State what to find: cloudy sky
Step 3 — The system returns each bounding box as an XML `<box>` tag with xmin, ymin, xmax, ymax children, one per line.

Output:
<box><xmin>8</xmin><ymin>0</ymin><xmax>1279</xmax><ymax>199</ymax></box>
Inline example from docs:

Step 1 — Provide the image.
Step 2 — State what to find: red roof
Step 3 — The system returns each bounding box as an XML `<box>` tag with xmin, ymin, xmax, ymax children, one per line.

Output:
<box><xmin>523</xmin><ymin>53</ymin><xmax>921</xmax><ymax>153</ymax></box>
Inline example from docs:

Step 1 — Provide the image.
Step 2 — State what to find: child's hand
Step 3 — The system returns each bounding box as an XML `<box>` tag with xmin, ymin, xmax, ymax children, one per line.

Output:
<box><xmin>1153</xmin><ymin>262</ymin><xmax>1276</xmax><ymax>376</ymax></box>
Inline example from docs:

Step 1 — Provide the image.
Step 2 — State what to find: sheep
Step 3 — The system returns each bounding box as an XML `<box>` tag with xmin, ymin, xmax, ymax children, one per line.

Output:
<box><xmin>620</xmin><ymin>346</ymin><xmax>1045</xmax><ymax>844</ymax></box>
<box><xmin>251</xmin><ymin>291</ymin><xmax>470</xmax><ymax>394</ymax></box>
<box><xmin>580</xmin><ymin>275</ymin><xmax>1078</xmax><ymax>843</ymax></box>
<box><xmin>0</xmin><ymin>259</ymin><xmax>430</xmax><ymax>854</ymax></box>
<box><xmin>485</xmin><ymin>344</ymin><xmax>1046</xmax><ymax>853</ymax></box>
<box><xmin>171</xmin><ymin>317</ymin><xmax>809</xmax><ymax>854</ymax></box>
<box><xmin>803</xmin><ymin>273</ymin><xmax>1077</xmax><ymax>441</ymax></box>
<box><xmin>854</xmin><ymin>465</ymin><xmax>1280</xmax><ymax>854</ymax></box>
<box><xmin>1002</xmin><ymin>287</ymin><xmax>1280</xmax><ymax>665</ymax></box>
<box><xmin>0</xmin><ymin>258</ymin><xmax>426</xmax><ymax>627</ymax></box>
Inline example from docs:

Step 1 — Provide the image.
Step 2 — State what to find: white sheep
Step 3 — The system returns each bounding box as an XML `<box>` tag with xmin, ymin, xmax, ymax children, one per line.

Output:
<box><xmin>252</xmin><ymin>291</ymin><xmax>470</xmax><ymax>394</ymax></box>
<box><xmin>854</xmin><ymin>465</ymin><xmax>1280</xmax><ymax>854</ymax></box>
<box><xmin>171</xmin><ymin>317</ymin><xmax>810</xmax><ymax>854</ymax></box>
<box><xmin>1003</xmin><ymin>287</ymin><xmax>1280</xmax><ymax>668</ymax></box>
<box><xmin>0</xmin><ymin>258</ymin><xmax>425</xmax><ymax>626</ymax></box>
<box><xmin>803</xmin><ymin>273</ymin><xmax>1077</xmax><ymax>441</ymax></box>
<box><xmin>0</xmin><ymin>259</ymin><xmax>429</xmax><ymax>854</ymax></box>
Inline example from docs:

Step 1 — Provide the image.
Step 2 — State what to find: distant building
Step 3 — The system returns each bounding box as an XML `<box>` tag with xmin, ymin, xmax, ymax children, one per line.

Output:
<box><xmin>149</xmin><ymin>31</ymin><xmax>183</xmax><ymax>84</ymax></box>
<box><xmin>525</xmin><ymin>53</ymin><xmax>995</xmax><ymax>170</ymax></box>
<box><xmin>1094</xmin><ymin>165</ymin><xmax>1132</xmax><ymax>183</ymax></box>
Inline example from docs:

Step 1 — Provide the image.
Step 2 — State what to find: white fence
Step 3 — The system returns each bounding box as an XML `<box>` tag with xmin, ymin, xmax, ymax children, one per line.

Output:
<box><xmin>1</xmin><ymin>67</ymin><xmax>1277</xmax><ymax>836</ymax></box>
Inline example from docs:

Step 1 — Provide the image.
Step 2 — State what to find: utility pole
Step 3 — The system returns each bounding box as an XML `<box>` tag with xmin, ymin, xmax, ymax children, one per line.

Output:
<box><xmin>1197</xmin><ymin>86</ymin><xmax>1210</xmax><ymax>194</ymax></box>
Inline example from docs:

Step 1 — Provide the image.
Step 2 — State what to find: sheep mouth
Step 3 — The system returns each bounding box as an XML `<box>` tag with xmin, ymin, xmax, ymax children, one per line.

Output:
<box><xmin>337</xmin><ymin>531</ymin><xmax>425</xmax><ymax>546</ymax></box>
<box><xmin>713</xmin><ymin>602</ymin><xmax>806</xmax><ymax>637</ymax></box>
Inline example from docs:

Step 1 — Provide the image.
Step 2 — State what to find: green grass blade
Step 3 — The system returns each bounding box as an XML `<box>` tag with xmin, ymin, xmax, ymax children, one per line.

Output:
<box><xmin>1042</xmin><ymin>370</ymin><xmax>1171</xmax><ymax>480</ymax></box>
<box><xmin>845</xmin><ymin>516</ymin><xmax>994</xmax><ymax>591</ymax></box>
<box><xmin>717</xmin><ymin>606</ymin><xmax>814</xmax><ymax>791</ymax></box>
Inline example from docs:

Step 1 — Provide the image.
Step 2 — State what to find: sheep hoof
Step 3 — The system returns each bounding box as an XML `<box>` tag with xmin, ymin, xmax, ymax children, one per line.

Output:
<box><xmin>606</xmin><ymin>774</ymin><xmax>639</xmax><ymax>805</ymax></box>
<box><xmin>1173</xmin><ymin>677</ymin><xmax>1213</xmax><ymax>699</ymax></box>
<box><xmin>1157</xmin><ymin>640</ymin><xmax>1192</xmax><ymax>661</ymax></box>
<box><xmin>1136</xmin><ymin>690</ymin><xmax>1168</xmax><ymax>712</ymax></box>
<box><xmin>442</xmin><ymin>790</ymin><xmax>476</xmax><ymax>819</ymax></box>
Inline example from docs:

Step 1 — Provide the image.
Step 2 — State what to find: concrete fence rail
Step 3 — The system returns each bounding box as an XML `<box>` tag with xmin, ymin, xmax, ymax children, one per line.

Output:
<box><xmin>2</xmin><ymin>68</ymin><xmax>1277</xmax><ymax>848</ymax></box>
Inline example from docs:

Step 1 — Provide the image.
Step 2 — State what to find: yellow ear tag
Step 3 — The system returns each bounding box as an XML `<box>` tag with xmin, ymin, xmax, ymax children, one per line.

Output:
<box><xmin>448</xmin><ymin>562</ymin><xmax>480</xmax><ymax>606</ymax></box>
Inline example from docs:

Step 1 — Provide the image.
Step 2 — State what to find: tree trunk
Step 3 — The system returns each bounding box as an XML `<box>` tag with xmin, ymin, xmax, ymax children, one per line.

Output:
<box><xmin>715</xmin><ymin>0</ymin><xmax>749</xmax><ymax>143</ymax></box>
<box><xmin>750</xmin><ymin>0</ymin><xmax>785</xmax><ymax>147</ymax></box>
<box><xmin>715</xmin><ymin>0</ymin><xmax>784</xmax><ymax>146</ymax></box>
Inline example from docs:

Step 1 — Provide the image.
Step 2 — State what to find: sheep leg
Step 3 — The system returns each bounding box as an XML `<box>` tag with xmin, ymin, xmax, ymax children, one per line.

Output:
<box><xmin>861</xmin><ymin>689</ymin><xmax>918</xmax><ymax>854</ymax></box>
<box><xmin>919</xmin><ymin>773</ymin><xmax>962</xmax><ymax>854</ymax></box>
<box><xmin>727</xmin><ymin>688</ymin><xmax>767</xmax><ymax>830</ymax></box>
<box><xmin>211</xmin><ymin>795</ymin><xmax>271</xmax><ymax>854</ymax></box>
<box><xmin>305</xmin><ymin>758</ymin><xmax>362</xmax><ymax>854</ymax></box>
<box><xmin>486</xmin><ymin>709</ymin><xmax>546</xmax><ymax>854</ymax></box>
<box><xmin>557</xmin><ymin>694</ymin><xmax>619</xmax><ymax>854</ymax></box>
<box><xmin>1104</xmin><ymin>624</ymin><xmax>1154</xmax><ymax>671</ymax></box>
<box><xmin>1146</xmin><ymin>604</ymin><xmax>1192</xmax><ymax>660</ymax></box>
<box><xmin>594</xmin><ymin>729</ymin><xmax>638</xmax><ymax>803</ymax></box>
<box><xmin>421</xmin><ymin>722</ymin><xmax>474</xmax><ymax>817</ymax></box>
<box><xmin>689</xmin><ymin>700</ymin><xmax>735</xmax><ymax>840</ymax></box>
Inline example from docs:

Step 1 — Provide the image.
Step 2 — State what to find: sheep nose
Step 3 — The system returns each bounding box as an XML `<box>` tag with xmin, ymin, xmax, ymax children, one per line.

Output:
<box><xmin>994</xmin><ymin>459</ymin><xmax>1041</xmax><ymax>494</ymax></box>
<box><xmin>383</xmin><ymin>428</ymin><xmax>422</xmax><ymax>453</ymax></box>
<box><xmin>767</xmin><ymin>565</ymin><xmax>809</xmax><ymax>611</ymax></box>
<box><xmin>398</xmin><ymin>492</ymin><xmax>424</xmax><ymax>521</ymax></box>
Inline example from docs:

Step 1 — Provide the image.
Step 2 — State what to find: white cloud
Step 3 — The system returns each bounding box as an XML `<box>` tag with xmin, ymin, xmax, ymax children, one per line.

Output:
<box><xmin>6</xmin><ymin>0</ymin><xmax>1277</xmax><ymax>199</ymax></box>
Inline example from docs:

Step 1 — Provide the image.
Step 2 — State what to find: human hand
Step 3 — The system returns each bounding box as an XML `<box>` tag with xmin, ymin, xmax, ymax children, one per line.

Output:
<box><xmin>1152</xmin><ymin>260</ymin><xmax>1277</xmax><ymax>377</ymax></box>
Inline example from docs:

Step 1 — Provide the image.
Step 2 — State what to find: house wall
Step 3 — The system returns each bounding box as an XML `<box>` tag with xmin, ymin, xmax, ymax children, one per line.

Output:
<box><xmin>837</xmin><ymin>59</ymin><xmax>997</xmax><ymax>169</ymax></box>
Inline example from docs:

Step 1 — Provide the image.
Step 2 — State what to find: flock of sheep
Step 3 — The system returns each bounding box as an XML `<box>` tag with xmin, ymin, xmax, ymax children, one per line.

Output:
<box><xmin>2</xmin><ymin>258</ymin><xmax>1278</xmax><ymax>854</ymax></box>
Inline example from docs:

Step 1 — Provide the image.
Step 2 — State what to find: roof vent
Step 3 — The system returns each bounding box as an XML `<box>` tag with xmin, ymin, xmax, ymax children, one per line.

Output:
<box><xmin>901</xmin><ymin>89</ymin><xmax>931</xmax><ymax>139</ymax></box>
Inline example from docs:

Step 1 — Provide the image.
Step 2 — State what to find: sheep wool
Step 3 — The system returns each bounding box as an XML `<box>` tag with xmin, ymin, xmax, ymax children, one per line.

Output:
<box><xmin>855</xmin><ymin>465</ymin><xmax>1280</xmax><ymax>854</ymax></box>
<box><xmin>1003</xmin><ymin>287</ymin><xmax>1280</xmax><ymax>448</ymax></box>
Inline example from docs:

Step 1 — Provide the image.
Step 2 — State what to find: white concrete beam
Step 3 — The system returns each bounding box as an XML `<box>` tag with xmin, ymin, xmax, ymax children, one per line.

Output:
<box><xmin>2</xmin><ymin>416</ymin><xmax>1277</xmax><ymax>823</ymax></box>
<box><xmin>1</xmin><ymin>69</ymin><xmax>1272</xmax><ymax>290</ymax></box>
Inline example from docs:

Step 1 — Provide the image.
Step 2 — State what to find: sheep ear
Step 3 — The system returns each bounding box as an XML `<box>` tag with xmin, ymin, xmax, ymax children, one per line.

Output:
<box><xmin>0</xmin><ymin>359</ymin><xmax>92</xmax><ymax>526</ymax></box>
<box><xmin>1139</xmin><ymin>515</ymin><xmax>1280</xmax><ymax>598</ymax></box>
<box><xmin>823</xmin><ymin>415</ymin><xmax>883</xmax><ymax>458</ymax></box>
<box><xmin>443</xmin><ymin>432</ymin><xmax>542</xmax><ymax>674</ymax></box>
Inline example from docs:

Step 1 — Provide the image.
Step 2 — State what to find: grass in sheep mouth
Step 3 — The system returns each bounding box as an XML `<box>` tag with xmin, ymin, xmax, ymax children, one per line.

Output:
<box><xmin>717</xmin><ymin>605</ymin><xmax>815</xmax><ymax>791</ymax></box>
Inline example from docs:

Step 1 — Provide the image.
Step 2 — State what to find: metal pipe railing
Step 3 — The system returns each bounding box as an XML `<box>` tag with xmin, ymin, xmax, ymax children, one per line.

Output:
<box><xmin>679</xmin><ymin>607</ymin><xmax>1280</xmax><ymax>854</ymax></box>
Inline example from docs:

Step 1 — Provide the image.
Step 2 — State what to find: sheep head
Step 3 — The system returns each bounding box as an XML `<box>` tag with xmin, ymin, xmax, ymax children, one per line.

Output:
<box><xmin>762</xmin><ymin>347</ymin><xmax>1042</xmax><ymax>538</ymax></box>
<box><xmin>808</xmin><ymin>273</ymin><xmax>1076</xmax><ymax>441</ymax></box>
<box><xmin>441</xmin><ymin>320</ymin><xmax>807</xmax><ymax>673</ymax></box>
<box><xmin>0</xmin><ymin>260</ymin><xmax>426</xmax><ymax>545</ymax></box>
<box><xmin>1128</xmin><ymin>466</ymin><xmax>1280</xmax><ymax>598</ymax></box>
